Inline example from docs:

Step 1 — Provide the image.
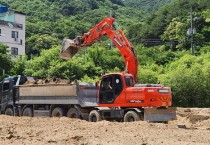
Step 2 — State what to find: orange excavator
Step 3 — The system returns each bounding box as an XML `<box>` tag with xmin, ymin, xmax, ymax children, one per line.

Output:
<box><xmin>60</xmin><ymin>17</ymin><xmax>176</xmax><ymax>122</ymax></box>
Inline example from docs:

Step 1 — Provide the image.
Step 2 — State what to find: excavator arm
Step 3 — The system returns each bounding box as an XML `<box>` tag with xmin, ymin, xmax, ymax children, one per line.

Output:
<box><xmin>60</xmin><ymin>17</ymin><xmax>139</xmax><ymax>82</ymax></box>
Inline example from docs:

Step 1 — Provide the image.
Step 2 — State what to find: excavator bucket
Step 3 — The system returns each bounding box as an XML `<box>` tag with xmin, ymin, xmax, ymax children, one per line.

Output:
<box><xmin>60</xmin><ymin>39</ymin><xmax>81</xmax><ymax>60</ymax></box>
<box><xmin>144</xmin><ymin>107</ymin><xmax>177</xmax><ymax>122</ymax></box>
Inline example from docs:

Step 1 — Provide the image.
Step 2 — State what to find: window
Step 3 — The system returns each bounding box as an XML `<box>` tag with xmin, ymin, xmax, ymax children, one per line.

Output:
<box><xmin>99</xmin><ymin>74</ymin><xmax>123</xmax><ymax>104</ymax></box>
<box><xmin>16</xmin><ymin>24</ymin><xmax>23</xmax><ymax>30</ymax></box>
<box><xmin>101</xmin><ymin>77</ymin><xmax>112</xmax><ymax>91</ymax></box>
<box><xmin>124</xmin><ymin>76</ymin><xmax>134</xmax><ymax>87</ymax></box>
<box><xmin>100</xmin><ymin>76</ymin><xmax>114</xmax><ymax>104</ymax></box>
<box><xmin>113</xmin><ymin>75</ymin><xmax>123</xmax><ymax>95</ymax></box>
<box><xmin>20</xmin><ymin>39</ymin><xmax>23</xmax><ymax>45</ymax></box>
<box><xmin>0</xmin><ymin>29</ymin><xmax>5</xmax><ymax>37</ymax></box>
<box><xmin>3</xmin><ymin>82</ymin><xmax>9</xmax><ymax>91</ymax></box>
<box><xmin>11</xmin><ymin>47</ymin><xmax>18</xmax><ymax>55</ymax></box>
<box><xmin>0</xmin><ymin>82</ymin><xmax>2</xmax><ymax>91</ymax></box>
<box><xmin>11</xmin><ymin>31</ymin><xmax>18</xmax><ymax>38</ymax></box>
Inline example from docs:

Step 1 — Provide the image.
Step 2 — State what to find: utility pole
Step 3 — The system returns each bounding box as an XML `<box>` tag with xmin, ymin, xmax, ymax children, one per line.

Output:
<box><xmin>187</xmin><ymin>5</ymin><xmax>196</xmax><ymax>55</ymax></box>
<box><xmin>190</xmin><ymin>5</ymin><xmax>194</xmax><ymax>55</ymax></box>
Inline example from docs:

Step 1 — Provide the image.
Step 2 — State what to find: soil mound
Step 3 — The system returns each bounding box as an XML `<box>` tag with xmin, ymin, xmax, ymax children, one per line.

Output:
<box><xmin>1</xmin><ymin>108</ymin><xmax>210</xmax><ymax>144</ymax></box>
<box><xmin>169</xmin><ymin>108</ymin><xmax>210</xmax><ymax>129</ymax></box>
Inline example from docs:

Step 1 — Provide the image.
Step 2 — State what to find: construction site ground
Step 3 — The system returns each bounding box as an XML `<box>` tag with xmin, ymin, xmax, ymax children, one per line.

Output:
<box><xmin>1</xmin><ymin>108</ymin><xmax>210</xmax><ymax>145</ymax></box>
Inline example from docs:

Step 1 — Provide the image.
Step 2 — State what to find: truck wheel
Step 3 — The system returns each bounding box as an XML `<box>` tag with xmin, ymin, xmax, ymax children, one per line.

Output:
<box><xmin>67</xmin><ymin>108</ymin><xmax>80</xmax><ymax>119</ymax></box>
<box><xmin>124</xmin><ymin>111</ymin><xmax>142</xmax><ymax>122</ymax></box>
<box><xmin>22</xmin><ymin>107</ymin><xmax>33</xmax><ymax>117</ymax></box>
<box><xmin>5</xmin><ymin>108</ymin><xmax>14</xmax><ymax>116</ymax></box>
<box><xmin>51</xmin><ymin>107</ymin><xmax>63</xmax><ymax>117</ymax></box>
<box><xmin>89</xmin><ymin>110</ymin><xmax>102</xmax><ymax>122</ymax></box>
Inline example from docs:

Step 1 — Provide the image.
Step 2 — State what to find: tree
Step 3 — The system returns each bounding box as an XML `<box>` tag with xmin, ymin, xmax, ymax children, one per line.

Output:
<box><xmin>26</xmin><ymin>34</ymin><xmax>60</xmax><ymax>55</ymax></box>
<box><xmin>200</xmin><ymin>9</ymin><xmax>210</xmax><ymax>44</ymax></box>
<box><xmin>138</xmin><ymin>64</ymin><xmax>160</xmax><ymax>84</ymax></box>
<box><xmin>24</xmin><ymin>46</ymin><xmax>95</xmax><ymax>80</ymax></box>
<box><xmin>0</xmin><ymin>44</ymin><xmax>12</xmax><ymax>80</ymax></box>
<box><xmin>9</xmin><ymin>57</ymin><xmax>26</xmax><ymax>76</ymax></box>
<box><xmin>161</xmin><ymin>17</ymin><xmax>188</xmax><ymax>50</ymax></box>
<box><xmin>159</xmin><ymin>54</ymin><xmax>210</xmax><ymax>107</ymax></box>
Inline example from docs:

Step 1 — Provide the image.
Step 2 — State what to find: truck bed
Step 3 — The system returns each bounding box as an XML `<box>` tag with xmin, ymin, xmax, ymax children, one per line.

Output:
<box><xmin>16</xmin><ymin>82</ymin><xmax>98</xmax><ymax>107</ymax></box>
<box><xmin>19</xmin><ymin>84</ymin><xmax>77</xmax><ymax>97</ymax></box>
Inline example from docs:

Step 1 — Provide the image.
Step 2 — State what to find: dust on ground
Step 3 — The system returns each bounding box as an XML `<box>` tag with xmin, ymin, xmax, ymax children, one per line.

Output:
<box><xmin>1</xmin><ymin>108</ymin><xmax>210</xmax><ymax>145</ymax></box>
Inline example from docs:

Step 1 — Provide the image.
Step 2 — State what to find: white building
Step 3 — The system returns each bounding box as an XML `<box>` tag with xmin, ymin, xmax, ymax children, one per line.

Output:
<box><xmin>0</xmin><ymin>6</ymin><xmax>25</xmax><ymax>57</ymax></box>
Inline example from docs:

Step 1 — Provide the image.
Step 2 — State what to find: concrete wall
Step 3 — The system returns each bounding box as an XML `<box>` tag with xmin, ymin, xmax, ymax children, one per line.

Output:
<box><xmin>0</xmin><ymin>11</ymin><xmax>25</xmax><ymax>57</ymax></box>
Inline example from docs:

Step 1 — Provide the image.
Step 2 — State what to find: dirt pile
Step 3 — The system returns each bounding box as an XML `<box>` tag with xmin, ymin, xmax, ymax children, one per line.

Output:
<box><xmin>1</xmin><ymin>108</ymin><xmax>210</xmax><ymax>145</ymax></box>
<box><xmin>24</xmin><ymin>77</ymin><xmax>72</xmax><ymax>85</ymax></box>
<box><xmin>170</xmin><ymin>108</ymin><xmax>210</xmax><ymax>130</ymax></box>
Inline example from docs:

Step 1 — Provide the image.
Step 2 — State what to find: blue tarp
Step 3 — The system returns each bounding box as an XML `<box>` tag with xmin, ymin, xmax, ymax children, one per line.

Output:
<box><xmin>0</xmin><ymin>6</ymin><xmax>8</xmax><ymax>13</ymax></box>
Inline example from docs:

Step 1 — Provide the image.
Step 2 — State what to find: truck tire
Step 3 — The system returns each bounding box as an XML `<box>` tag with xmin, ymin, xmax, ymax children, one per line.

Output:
<box><xmin>22</xmin><ymin>107</ymin><xmax>33</xmax><ymax>117</ymax></box>
<box><xmin>5</xmin><ymin>108</ymin><xmax>14</xmax><ymax>116</ymax></box>
<box><xmin>51</xmin><ymin>107</ymin><xmax>63</xmax><ymax>117</ymax></box>
<box><xmin>123</xmin><ymin>111</ymin><xmax>142</xmax><ymax>122</ymax></box>
<box><xmin>89</xmin><ymin>110</ymin><xmax>102</xmax><ymax>122</ymax></box>
<box><xmin>67</xmin><ymin>108</ymin><xmax>80</xmax><ymax>119</ymax></box>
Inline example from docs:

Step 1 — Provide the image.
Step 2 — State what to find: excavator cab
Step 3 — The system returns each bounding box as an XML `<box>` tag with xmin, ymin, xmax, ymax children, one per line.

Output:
<box><xmin>60</xmin><ymin>38</ymin><xmax>81</xmax><ymax>60</ymax></box>
<box><xmin>99</xmin><ymin>74</ymin><xmax>123</xmax><ymax>104</ymax></box>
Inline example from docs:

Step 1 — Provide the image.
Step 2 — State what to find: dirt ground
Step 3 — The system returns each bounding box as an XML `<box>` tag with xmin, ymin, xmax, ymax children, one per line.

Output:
<box><xmin>1</xmin><ymin>108</ymin><xmax>210</xmax><ymax>145</ymax></box>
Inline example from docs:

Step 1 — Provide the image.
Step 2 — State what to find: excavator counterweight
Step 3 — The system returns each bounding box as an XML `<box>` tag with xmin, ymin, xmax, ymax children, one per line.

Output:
<box><xmin>60</xmin><ymin>39</ymin><xmax>81</xmax><ymax>60</ymax></box>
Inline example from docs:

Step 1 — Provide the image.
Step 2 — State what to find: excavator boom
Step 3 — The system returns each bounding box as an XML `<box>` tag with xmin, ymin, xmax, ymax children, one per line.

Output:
<box><xmin>60</xmin><ymin>17</ymin><xmax>138</xmax><ymax>81</ymax></box>
<box><xmin>60</xmin><ymin>17</ymin><xmax>116</xmax><ymax>60</ymax></box>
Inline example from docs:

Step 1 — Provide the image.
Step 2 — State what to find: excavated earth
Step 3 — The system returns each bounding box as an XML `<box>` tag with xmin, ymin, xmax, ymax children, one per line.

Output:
<box><xmin>1</xmin><ymin>108</ymin><xmax>210</xmax><ymax>145</ymax></box>
<box><xmin>23</xmin><ymin>77</ymin><xmax>72</xmax><ymax>85</ymax></box>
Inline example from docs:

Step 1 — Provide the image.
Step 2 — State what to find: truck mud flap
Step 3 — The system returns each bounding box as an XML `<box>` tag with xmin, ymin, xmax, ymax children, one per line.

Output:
<box><xmin>60</xmin><ymin>39</ymin><xmax>80</xmax><ymax>60</ymax></box>
<box><xmin>144</xmin><ymin>107</ymin><xmax>176</xmax><ymax>122</ymax></box>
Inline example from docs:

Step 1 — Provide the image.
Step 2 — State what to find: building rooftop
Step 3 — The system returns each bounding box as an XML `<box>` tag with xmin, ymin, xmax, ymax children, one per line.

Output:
<box><xmin>0</xmin><ymin>6</ymin><xmax>25</xmax><ymax>15</ymax></box>
<box><xmin>13</xmin><ymin>10</ymin><xmax>26</xmax><ymax>15</ymax></box>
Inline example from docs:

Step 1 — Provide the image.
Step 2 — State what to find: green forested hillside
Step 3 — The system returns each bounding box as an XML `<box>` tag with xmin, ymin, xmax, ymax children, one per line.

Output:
<box><xmin>124</xmin><ymin>0</ymin><xmax>173</xmax><ymax>12</ymax></box>
<box><xmin>127</xmin><ymin>0</ymin><xmax>210</xmax><ymax>49</ymax></box>
<box><xmin>1</xmin><ymin>0</ymin><xmax>210</xmax><ymax>107</ymax></box>
<box><xmin>1</xmin><ymin>0</ymin><xmax>144</xmax><ymax>55</ymax></box>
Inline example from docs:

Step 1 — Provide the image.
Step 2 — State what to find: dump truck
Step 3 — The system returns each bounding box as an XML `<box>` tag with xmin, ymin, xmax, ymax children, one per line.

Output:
<box><xmin>0</xmin><ymin>76</ymin><xmax>98</xmax><ymax>120</ymax></box>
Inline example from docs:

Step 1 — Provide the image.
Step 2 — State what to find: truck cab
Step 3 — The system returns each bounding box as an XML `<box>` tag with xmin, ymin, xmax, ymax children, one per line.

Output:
<box><xmin>0</xmin><ymin>77</ymin><xmax>16</xmax><ymax>114</ymax></box>
<box><xmin>0</xmin><ymin>81</ymin><xmax>2</xmax><ymax>110</ymax></box>
<box><xmin>0</xmin><ymin>76</ymin><xmax>28</xmax><ymax>115</ymax></box>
